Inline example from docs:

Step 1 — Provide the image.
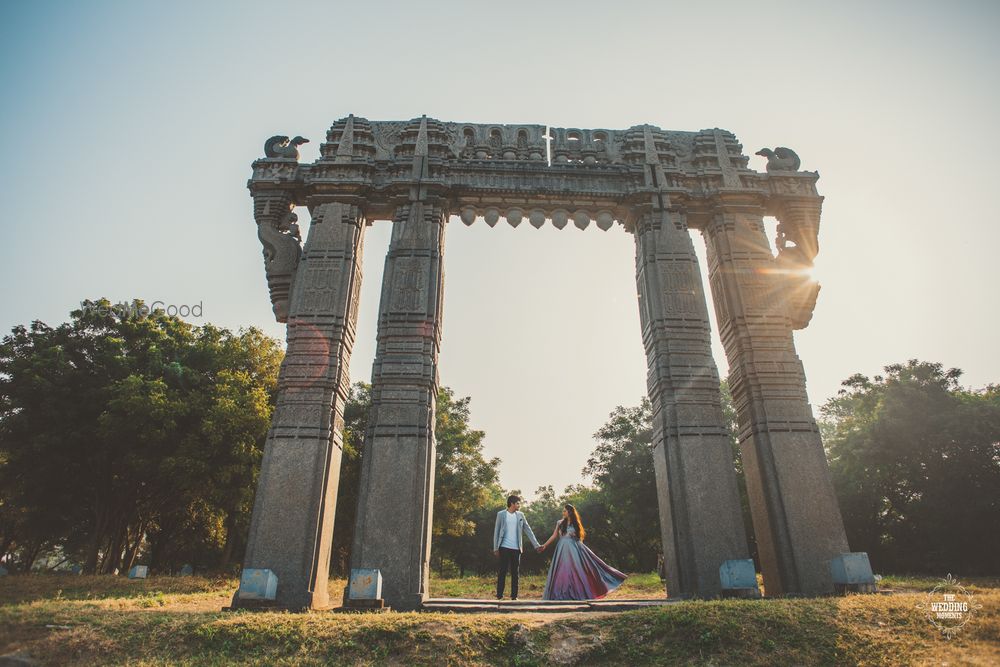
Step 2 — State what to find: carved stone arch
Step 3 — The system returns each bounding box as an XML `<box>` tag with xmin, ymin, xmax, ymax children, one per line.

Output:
<box><xmin>487</xmin><ymin>127</ymin><xmax>503</xmax><ymax>150</ymax></box>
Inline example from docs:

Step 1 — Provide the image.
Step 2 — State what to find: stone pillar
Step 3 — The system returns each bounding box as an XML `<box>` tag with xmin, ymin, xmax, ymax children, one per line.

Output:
<box><xmin>348</xmin><ymin>200</ymin><xmax>445</xmax><ymax>610</ymax></box>
<box><xmin>238</xmin><ymin>201</ymin><xmax>366</xmax><ymax>610</ymax></box>
<box><xmin>634</xmin><ymin>208</ymin><xmax>753</xmax><ymax>598</ymax></box>
<box><xmin>702</xmin><ymin>198</ymin><xmax>850</xmax><ymax>596</ymax></box>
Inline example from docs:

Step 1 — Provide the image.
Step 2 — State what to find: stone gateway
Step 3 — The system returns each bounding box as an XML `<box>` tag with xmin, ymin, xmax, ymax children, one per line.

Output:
<box><xmin>234</xmin><ymin>115</ymin><xmax>871</xmax><ymax>611</ymax></box>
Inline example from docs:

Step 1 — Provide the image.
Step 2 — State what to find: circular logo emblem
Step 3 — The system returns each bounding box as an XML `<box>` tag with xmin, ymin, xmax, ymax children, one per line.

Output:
<box><xmin>916</xmin><ymin>574</ymin><xmax>983</xmax><ymax>638</ymax></box>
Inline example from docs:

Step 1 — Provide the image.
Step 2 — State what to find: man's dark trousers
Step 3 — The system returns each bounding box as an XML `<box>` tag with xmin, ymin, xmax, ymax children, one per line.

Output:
<box><xmin>496</xmin><ymin>547</ymin><xmax>521</xmax><ymax>599</ymax></box>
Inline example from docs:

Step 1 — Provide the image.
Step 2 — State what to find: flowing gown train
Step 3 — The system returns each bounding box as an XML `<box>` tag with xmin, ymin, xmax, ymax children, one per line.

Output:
<box><xmin>542</xmin><ymin>525</ymin><xmax>627</xmax><ymax>600</ymax></box>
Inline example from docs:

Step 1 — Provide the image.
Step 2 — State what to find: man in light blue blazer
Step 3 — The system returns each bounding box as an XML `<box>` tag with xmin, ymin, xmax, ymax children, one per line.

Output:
<box><xmin>493</xmin><ymin>494</ymin><xmax>542</xmax><ymax>600</ymax></box>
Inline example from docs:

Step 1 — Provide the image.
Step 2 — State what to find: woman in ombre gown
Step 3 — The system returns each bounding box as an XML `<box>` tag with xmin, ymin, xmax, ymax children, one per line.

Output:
<box><xmin>539</xmin><ymin>504</ymin><xmax>627</xmax><ymax>601</ymax></box>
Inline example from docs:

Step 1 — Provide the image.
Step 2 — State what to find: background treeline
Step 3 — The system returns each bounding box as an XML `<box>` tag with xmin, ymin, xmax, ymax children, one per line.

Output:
<box><xmin>821</xmin><ymin>361</ymin><xmax>1000</xmax><ymax>574</ymax></box>
<box><xmin>1</xmin><ymin>302</ymin><xmax>998</xmax><ymax>576</ymax></box>
<box><xmin>0</xmin><ymin>299</ymin><xmax>283</xmax><ymax>575</ymax></box>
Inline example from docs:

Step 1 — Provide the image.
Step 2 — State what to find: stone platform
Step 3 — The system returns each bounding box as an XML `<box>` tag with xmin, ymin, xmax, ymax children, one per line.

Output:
<box><xmin>420</xmin><ymin>598</ymin><xmax>681</xmax><ymax>614</ymax></box>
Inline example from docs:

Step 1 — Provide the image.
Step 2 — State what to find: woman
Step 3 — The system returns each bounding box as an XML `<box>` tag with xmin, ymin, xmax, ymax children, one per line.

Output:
<box><xmin>539</xmin><ymin>504</ymin><xmax>627</xmax><ymax>600</ymax></box>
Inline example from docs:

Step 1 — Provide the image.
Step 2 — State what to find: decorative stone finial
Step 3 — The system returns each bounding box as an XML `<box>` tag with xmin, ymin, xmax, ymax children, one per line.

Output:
<box><xmin>264</xmin><ymin>135</ymin><xmax>310</xmax><ymax>160</ymax></box>
<box><xmin>755</xmin><ymin>147</ymin><xmax>801</xmax><ymax>172</ymax></box>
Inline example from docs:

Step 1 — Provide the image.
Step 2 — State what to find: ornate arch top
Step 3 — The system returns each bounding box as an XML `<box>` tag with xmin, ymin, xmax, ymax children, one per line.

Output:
<box><xmin>250</xmin><ymin>115</ymin><xmax>822</xmax><ymax>254</ymax></box>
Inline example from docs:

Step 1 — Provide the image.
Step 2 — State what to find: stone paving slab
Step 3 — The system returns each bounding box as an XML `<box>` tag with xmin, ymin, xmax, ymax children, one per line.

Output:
<box><xmin>420</xmin><ymin>598</ymin><xmax>681</xmax><ymax>613</ymax></box>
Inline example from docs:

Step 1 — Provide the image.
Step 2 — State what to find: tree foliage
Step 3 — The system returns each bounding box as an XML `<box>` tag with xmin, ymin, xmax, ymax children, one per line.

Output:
<box><xmin>5</xmin><ymin>301</ymin><xmax>995</xmax><ymax>582</ymax></box>
<box><xmin>0</xmin><ymin>299</ymin><xmax>282</xmax><ymax>573</ymax></box>
<box><xmin>579</xmin><ymin>398</ymin><xmax>660</xmax><ymax>572</ymax></box>
<box><xmin>821</xmin><ymin>360</ymin><xmax>1000</xmax><ymax>574</ymax></box>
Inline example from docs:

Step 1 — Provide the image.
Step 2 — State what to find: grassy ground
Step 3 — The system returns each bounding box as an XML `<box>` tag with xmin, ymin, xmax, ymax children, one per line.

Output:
<box><xmin>430</xmin><ymin>571</ymin><xmax>668</xmax><ymax>599</ymax></box>
<box><xmin>1</xmin><ymin>573</ymin><xmax>997</xmax><ymax>665</ymax></box>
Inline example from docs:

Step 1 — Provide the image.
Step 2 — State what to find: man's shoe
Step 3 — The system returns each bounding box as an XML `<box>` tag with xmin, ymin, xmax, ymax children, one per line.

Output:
<box><xmin>511</xmin><ymin>596</ymin><xmax>518</xmax><ymax>601</ymax></box>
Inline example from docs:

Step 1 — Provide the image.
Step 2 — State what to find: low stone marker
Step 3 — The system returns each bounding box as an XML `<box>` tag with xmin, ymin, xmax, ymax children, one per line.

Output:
<box><xmin>830</xmin><ymin>553</ymin><xmax>877</xmax><ymax>593</ymax></box>
<box><xmin>128</xmin><ymin>565</ymin><xmax>148</xmax><ymax>579</ymax></box>
<box><xmin>345</xmin><ymin>568</ymin><xmax>386</xmax><ymax>610</ymax></box>
<box><xmin>179</xmin><ymin>564</ymin><xmax>193</xmax><ymax>577</ymax></box>
<box><xmin>719</xmin><ymin>559</ymin><xmax>761</xmax><ymax>598</ymax></box>
<box><xmin>238</xmin><ymin>568</ymin><xmax>278</xmax><ymax>601</ymax></box>
<box><xmin>0</xmin><ymin>566</ymin><xmax>8</xmax><ymax>576</ymax></box>
<box><xmin>70</xmin><ymin>565</ymin><xmax>82</xmax><ymax>575</ymax></box>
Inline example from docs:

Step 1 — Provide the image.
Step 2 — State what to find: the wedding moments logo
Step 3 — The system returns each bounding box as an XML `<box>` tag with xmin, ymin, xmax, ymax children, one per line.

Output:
<box><xmin>80</xmin><ymin>300</ymin><xmax>204</xmax><ymax>319</ymax></box>
<box><xmin>916</xmin><ymin>574</ymin><xmax>983</xmax><ymax>638</ymax></box>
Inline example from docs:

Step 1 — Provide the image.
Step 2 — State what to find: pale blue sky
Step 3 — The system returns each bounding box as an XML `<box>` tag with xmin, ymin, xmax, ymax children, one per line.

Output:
<box><xmin>2</xmin><ymin>1</ymin><xmax>999</xmax><ymax>497</ymax></box>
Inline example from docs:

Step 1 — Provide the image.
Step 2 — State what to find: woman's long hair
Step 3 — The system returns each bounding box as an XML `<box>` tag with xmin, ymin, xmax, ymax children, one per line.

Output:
<box><xmin>559</xmin><ymin>504</ymin><xmax>586</xmax><ymax>541</ymax></box>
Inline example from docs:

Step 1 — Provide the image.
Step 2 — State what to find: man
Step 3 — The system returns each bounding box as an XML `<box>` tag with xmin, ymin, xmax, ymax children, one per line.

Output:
<box><xmin>493</xmin><ymin>494</ymin><xmax>543</xmax><ymax>600</ymax></box>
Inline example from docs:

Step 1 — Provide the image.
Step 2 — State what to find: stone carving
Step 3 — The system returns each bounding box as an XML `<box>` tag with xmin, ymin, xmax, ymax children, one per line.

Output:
<box><xmin>299</xmin><ymin>262</ymin><xmax>343</xmax><ymax>314</ymax></box>
<box><xmin>254</xmin><ymin>194</ymin><xmax>303</xmax><ymax>323</ymax></box>
<box><xmin>456</xmin><ymin>205</ymin><xmax>621</xmax><ymax>230</ymax></box>
<box><xmin>264</xmin><ymin>135</ymin><xmax>310</xmax><ymax>160</ymax></box>
<box><xmin>391</xmin><ymin>259</ymin><xmax>424</xmax><ymax>311</ymax></box>
<box><xmin>550</xmin><ymin>127</ymin><xmax>621</xmax><ymax>164</ymax></box>
<box><xmin>772</xmin><ymin>219</ymin><xmax>821</xmax><ymax>330</ymax></box>
<box><xmin>319</xmin><ymin>116</ymin><xmax>378</xmax><ymax>162</ymax></box>
<box><xmin>240</xmin><ymin>114</ymin><xmax>864</xmax><ymax>611</ymax></box>
<box><xmin>755</xmin><ymin>147</ymin><xmax>801</xmax><ymax>172</ymax></box>
<box><xmin>516</xmin><ymin>130</ymin><xmax>528</xmax><ymax>150</ymax></box>
<box><xmin>371</xmin><ymin>122</ymin><xmax>406</xmax><ymax>160</ymax></box>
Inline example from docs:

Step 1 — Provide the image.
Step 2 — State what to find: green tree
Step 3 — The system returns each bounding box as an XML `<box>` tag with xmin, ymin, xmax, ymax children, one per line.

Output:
<box><xmin>432</xmin><ymin>387</ymin><xmax>505</xmax><ymax>576</ymax></box>
<box><xmin>0</xmin><ymin>299</ymin><xmax>281</xmax><ymax>573</ymax></box>
<box><xmin>329</xmin><ymin>381</ymin><xmax>370</xmax><ymax>575</ymax></box>
<box><xmin>821</xmin><ymin>360</ymin><xmax>1000</xmax><ymax>574</ymax></box>
<box><xmin>521</xmin><ymin>484</ymin><xmax>561</xmax><ymax>538</ymax></box>
<box><xmin>720</xmin><ymin>380</ymin><xmax>758</xmax><ymax>566</ymax></box>
<box><xmin>580</xmin><ymin>399</ymin><xmax>660</xmax><ymax>571</ymax></box>
<box><xmin>145</xmin><ymin>326</ymin><xmax>280</xmax><ymax>572</ymax></box>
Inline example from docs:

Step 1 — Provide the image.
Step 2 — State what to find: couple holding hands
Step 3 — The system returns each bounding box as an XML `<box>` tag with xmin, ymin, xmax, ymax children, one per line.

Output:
<box><xmin>492</xmin><ymin>494</ymin><xmax>626</xmax><ymax>601</ymax></box>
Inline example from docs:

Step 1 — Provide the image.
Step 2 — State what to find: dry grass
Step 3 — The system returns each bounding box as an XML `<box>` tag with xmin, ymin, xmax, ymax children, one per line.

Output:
<box><xmin>1</xmin><ymin>573</ymin><xmax>997</xmax><ymax>665</ymax></box>
<box><xmin>429</xmin><ymin>571</ymin><xmax>667</xmax><ymax>599</ymax></box>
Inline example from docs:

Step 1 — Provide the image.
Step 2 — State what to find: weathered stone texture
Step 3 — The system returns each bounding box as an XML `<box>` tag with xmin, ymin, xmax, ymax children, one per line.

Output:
<box><xmin>348</xmin><ymin>201</ymin><xmax>446</xmax><ymax>610</ymax></box>
<box><xmin>635</xmin><ymin>209</ymin><xmax>753</xmax><ymax>598</ymax></box>
<box><xmin>238</xmin><ymin>202</ymin><xmax>365</xmax><ymax>610</ymax></box>
<box><xmin>702</xmin><ymin>202</ymin><xmax>849</xmax><ymax>596</ymax></box>
<box><xmin>239</xmin><ymin>115</ymin><xmax>858</xmax><ymax>609</ymax></box>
